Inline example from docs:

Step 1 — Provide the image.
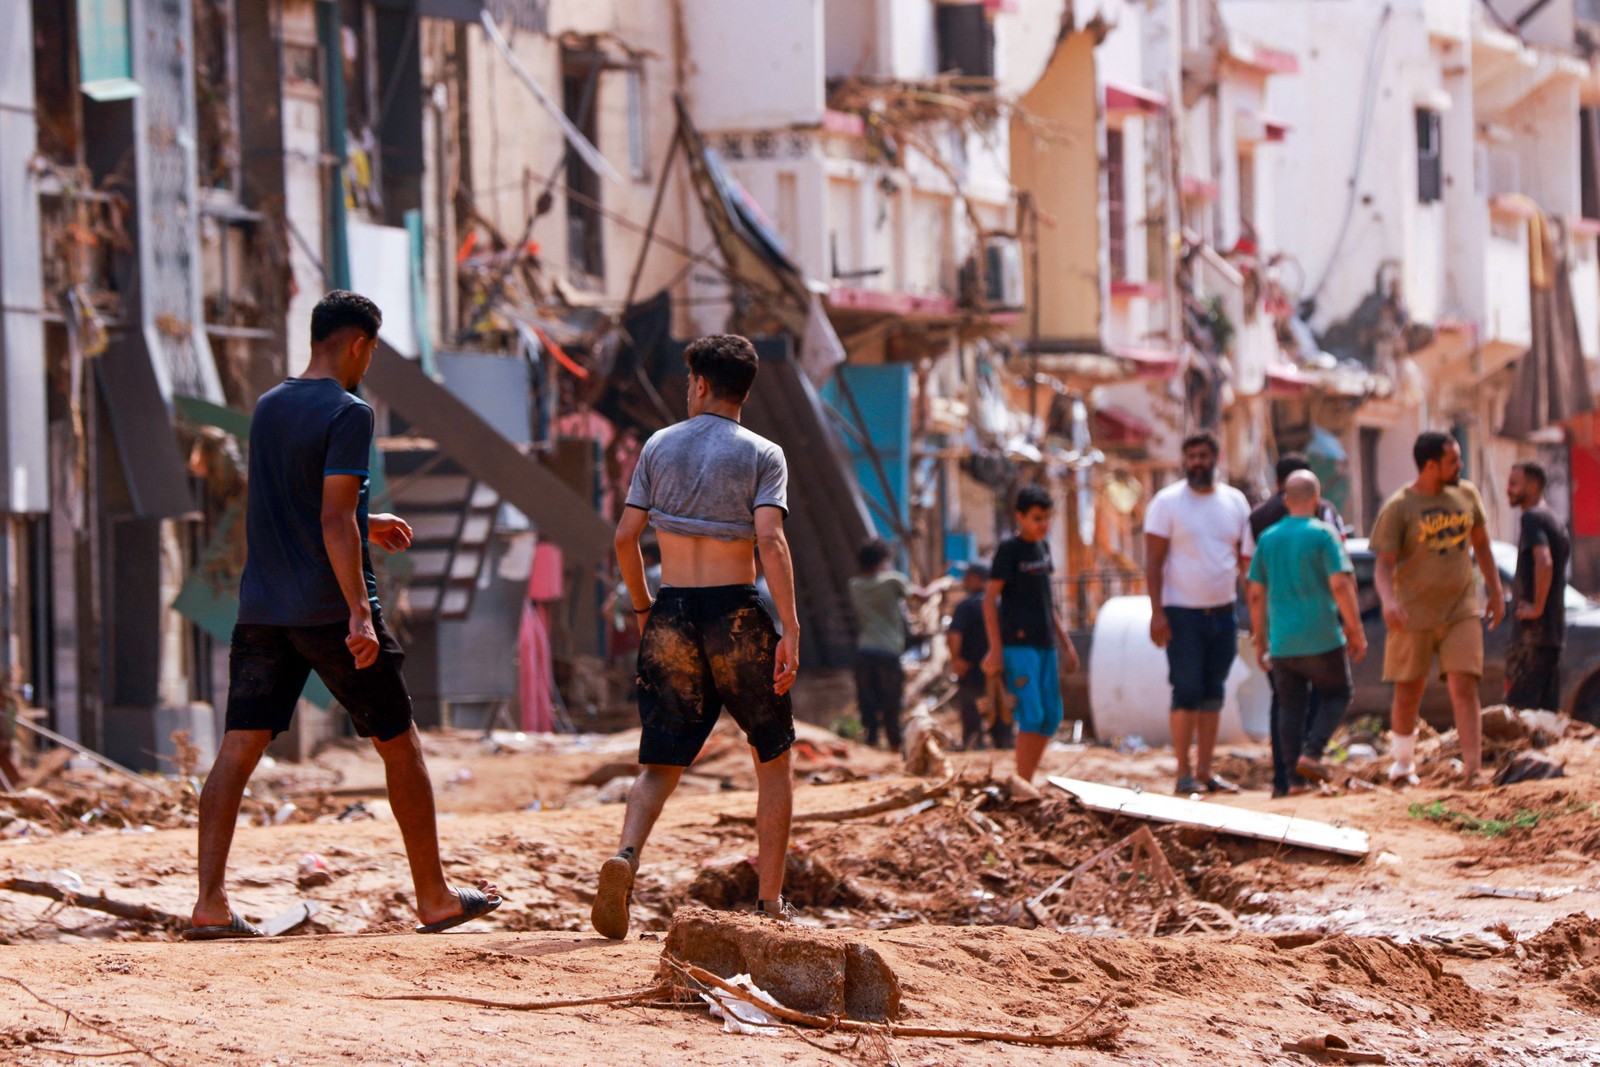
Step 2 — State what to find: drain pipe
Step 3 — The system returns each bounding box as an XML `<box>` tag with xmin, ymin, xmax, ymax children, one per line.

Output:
<box><xmin>317</xmin><ymin>0</ymin><xmax>352</xmax><ymax>289</ymax></box>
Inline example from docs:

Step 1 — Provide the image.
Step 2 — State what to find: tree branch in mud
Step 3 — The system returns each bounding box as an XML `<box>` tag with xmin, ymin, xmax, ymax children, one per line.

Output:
<box><xmin>663</xmin><ymin>956</ymin><xmax>1125</xmax><ymax>1048</ymax></box>
<box><xmin>716</xmin><ymin>774</ymin><xmax>958</xmax><ymax>826</ymax></box>
<box><xmin>360</xmin><ymin>979</ymin><xmax>687</xmax><ymax>1011</ymax></box>
<box><xmin>1</xmin><ymin>879</ymin><xmax>185</xmax><ymax>930</ymax></box>
<box><xmin>0</xmin><ymin>975</ymin><xmax>177</xmax><ymax>1066</ymax></box>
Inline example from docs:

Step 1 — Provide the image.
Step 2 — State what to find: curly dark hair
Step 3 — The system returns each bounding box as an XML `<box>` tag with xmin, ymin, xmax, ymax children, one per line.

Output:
<box><xmin>857</xmin><ymin>538</ymin><xmax>893</xmax><ymax>572</ymax></box>
<box><xmin>1181</xmin><ymin>430</ymin><xmax>1220</xmax><ymax>457</ymax></box>
<box><xmin>685</xmin><ymin>334</ymin><xmax>760</xmax><ymax>401</ymax></box>
<box><xmin>1015</xmin><ymin>484</ymin><xmax>1053</xmax><ymax>514</ymax></box>
<box><xmin>311</xmin><ymin>290</ymin><xmax>382</xmax><ymax>344</ymax></box>
<box><xmin>1413</xmin><ymin>430</ymin><xmax>1455</xmax><ymax>471</ymax></box>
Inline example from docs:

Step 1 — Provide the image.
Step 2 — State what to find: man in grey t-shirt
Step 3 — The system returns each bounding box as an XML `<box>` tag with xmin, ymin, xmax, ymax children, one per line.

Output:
<box><xmin>592</xmin><ymin>334</ymin><xmax>802</xmax><ymax>939</ymax></box>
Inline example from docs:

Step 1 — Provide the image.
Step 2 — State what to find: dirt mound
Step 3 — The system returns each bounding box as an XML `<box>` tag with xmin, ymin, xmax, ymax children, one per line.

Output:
<box><xmin>1509</xmin><ymin>913</ymin><xmax>1600</xmax><ymax>979</ymax></box>
<box><xmin>1294</xmin><ymin>935</ymin><xmax>1485</xmax><ymax>1028</ymax></box>
<box><xmin>661</xmin><ymin>906</ymin><xmax>901</xmax><ymax>1021</ymax></box>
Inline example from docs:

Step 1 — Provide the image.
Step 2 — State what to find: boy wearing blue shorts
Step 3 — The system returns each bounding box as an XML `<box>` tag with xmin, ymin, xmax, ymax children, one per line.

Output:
<box><xmin>981</xmin><ymin>486</ymin><xmax>1080</xmax><ymax>782</ymax></box>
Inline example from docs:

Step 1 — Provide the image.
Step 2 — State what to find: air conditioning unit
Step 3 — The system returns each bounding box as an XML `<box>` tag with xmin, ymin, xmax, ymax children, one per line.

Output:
<box><xmin>982</xmin><ymin>235</ymin><xmax>1025</xmax><ymax>309</ymax></box>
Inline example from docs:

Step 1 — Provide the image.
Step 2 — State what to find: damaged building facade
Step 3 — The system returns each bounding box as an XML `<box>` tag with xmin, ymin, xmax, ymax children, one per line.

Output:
<box><xmin>7</xmin><ymin>0</ymin><xmax>1600</xmax><ymax>769</ymax></box>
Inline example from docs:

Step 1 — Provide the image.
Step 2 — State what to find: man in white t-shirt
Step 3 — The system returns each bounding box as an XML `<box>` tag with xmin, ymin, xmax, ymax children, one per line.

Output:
<box><xmin>1144</xmin><ymin>431</ymin><xmax>1252</xmax><ymax>796</ymax></box>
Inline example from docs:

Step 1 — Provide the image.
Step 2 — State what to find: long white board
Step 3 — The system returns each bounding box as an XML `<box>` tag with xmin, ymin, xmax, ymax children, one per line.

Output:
<box><xmin>1046</xmin><ymin>777</ymin><xmax>1371</xmax><ymax>858</ymax></box>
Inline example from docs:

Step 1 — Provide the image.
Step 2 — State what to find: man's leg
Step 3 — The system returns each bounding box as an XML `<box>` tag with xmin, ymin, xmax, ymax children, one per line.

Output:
<box><xmin>884</xmin><ymin>658</ymin><xmax>906</xmax><ymax>752</ymax></box>
<box><xmin>617</xmin><ymin>763</ymin><xmax>686</xmax><ymax>859</ymax></box>
<box><xmin>1267</xmin><ymin>675</ymin><xmax>1290</xmax><ymax>796</ymax></box>
<box><xmin>192</xmin><ymin>729</ymin><xmax>273</xmax><ymax>927</ymax></box>
<box><xmin>1303</xmin><ymin>654</ymin><xmax>1353</xmax><ymax>762</ymax></box>
<box><xmin>1272</xmin><ymin>661</ymin><xmax>1312</xmax><ymax>786</ymax></box>
<box><xmin>1388</xmin><ymin>678</ymin><xmax>1427</xmax><ymax>778</ymax></box>
<box><xmin>1194</xmin><ymin>612</ymin><xmax>1238</xmax><ymax>785</ymax></box>
<box><xmin>1170</xmin><ymin>709</ymin><xmax>1197</xmax><ymax>779</ymax></box>
<box><xmin>372</xmin><ymin>725</ymin><xmax>469</xmax><ymax>924</ymax></box>
<box><xmin>1015</xmin><ymin>730</ymin><xmax>1049</xmax><ymax>781</ymax></box>
<box><xmin>855</xmin><ymin>654</ymin><xmax>881</xmax><ymax>747</ymax></box>
<box><xmin>1445</xmin><ymin>673</ymin><xmax>1483</xmax><ymax>783</ymax></box>
<box><xmin>752</xmin><ymin>748</ymin><xmax>793</xmax><ymax>902</ymax></box>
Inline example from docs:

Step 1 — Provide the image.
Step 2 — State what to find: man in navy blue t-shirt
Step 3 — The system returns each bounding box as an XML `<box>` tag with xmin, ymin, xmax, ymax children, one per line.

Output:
<box><xmin>186</xmin><ymin>291</ymin><xmax>499</xmax><ymax>940</ymax></box>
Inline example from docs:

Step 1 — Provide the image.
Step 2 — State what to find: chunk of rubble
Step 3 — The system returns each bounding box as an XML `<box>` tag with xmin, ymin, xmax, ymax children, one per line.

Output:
<box><xmin>660</xmin><ymin>906</ymin><xmax>901</xmax><ymax>1021</ymax></box>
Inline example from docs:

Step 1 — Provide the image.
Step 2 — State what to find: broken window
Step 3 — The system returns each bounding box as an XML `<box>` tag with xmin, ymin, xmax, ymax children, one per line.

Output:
<box><xmin>1416</xmin><ymin>108</ymin><xmax>1442</xmax><ymax>204</ymax></box>
<box><xmin>194</xmin><ymin>0</ymin><xmax>240</xmax><ymax>192</ymax></box>
<box><xmin>1581</xmin><ymin>107</ymin><xmax>1600</xmax><ymax>220</ymax></box>
<box><xmin>935</xmin><ymin>3</ymin><xmax>995</xmax><ymax>81</ymax></box>
<box><xmin>1107</xmin><ymin>128</ymin><xmax>1127</xmax><ymax>281</ymax></box>
<box><xmin>563</xmin><ymin>48</ymin><xmax>605</xmax><ymax>281</ymax></box>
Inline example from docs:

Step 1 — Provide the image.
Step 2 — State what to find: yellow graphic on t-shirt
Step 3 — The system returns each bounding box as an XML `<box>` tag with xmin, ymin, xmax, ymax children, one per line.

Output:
<box><xmin>1417</xmin><ymin>507</ymin><xmax>1472</xmax><ymax>553</ymax></box>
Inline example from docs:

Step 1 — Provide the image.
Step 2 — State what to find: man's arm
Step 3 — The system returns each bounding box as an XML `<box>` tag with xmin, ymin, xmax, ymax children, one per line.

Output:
<box><xmin>1516</xmin><ymin>528</ymin><xmax>1555</xmax><ymax>621</ymax></box>
<box><xmin>1051</xmin><ymin>601</ymin><xmax>1080</xmax><ymax>674</ymax></box>
<box><xmin>981</xmin><ymin>578</ymin><xmax>1005</xmax><ymax>674</ymax></box>
<box><xmin>755</xmin><ymin>506</ymin><xmax>800</xmax><ymax>696</ymax></box>
<box><xmin>614</xmin><ymin>506</ymin><xmax>653</xmax><ymax>633</ymax></box>
<box><xmin>1247</xmin><ymin>579</ymin><xmax>1269</xmax><ymax>670</ymax></box>
<box><xmin>321</xmin><ymin>475</ymin><xmax>377</xmax><ymax>668</ymax></box>
<box><xmin>1374</xmin><ymin>551</ymin><xmax>1407</xmax><ymax>632</ymax></box>
<box><xmin>1470</xmin><ymin>523</ymin><xmax>1506</xmax><ymax>629</ymax></box>
<box><xmin>1329</xmin><ymin>572</ymin><xmax>1368</xmax><ymax>662</ymax></box>
<box><xmin>1145</xmin><ymin>533</ymin><xmax>1171</xmax><ymax>647</ymax></box>
<box><xmin>946</xmin><ymin>630</ymin><xmax>967</xmax><ymax>678</ymax></box>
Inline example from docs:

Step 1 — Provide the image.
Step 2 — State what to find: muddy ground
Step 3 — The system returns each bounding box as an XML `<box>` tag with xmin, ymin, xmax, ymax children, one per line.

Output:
<box><xmin>3</xmin><ymin>713</ymin><xmax>1600</xmax><ymax>1066</ymax></box>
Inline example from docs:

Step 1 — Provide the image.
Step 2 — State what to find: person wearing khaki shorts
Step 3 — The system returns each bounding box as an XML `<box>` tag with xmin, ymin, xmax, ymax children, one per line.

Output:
<box><xmin>1383</xmin><ymin>616</ymin><xmax>1485</xmax><ymax>685</ymax></box>
<box><xmin>1371</xmin><ymin>432</ymin><xmax>1504</xmax><ymax>787</ymax></box>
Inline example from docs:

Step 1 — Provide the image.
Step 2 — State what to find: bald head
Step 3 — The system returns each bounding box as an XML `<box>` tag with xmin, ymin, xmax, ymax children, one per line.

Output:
<box><xmin>1283</xmin><ymin>469</ymin><xmax>1321</xmax><ymax>515</ymax></box>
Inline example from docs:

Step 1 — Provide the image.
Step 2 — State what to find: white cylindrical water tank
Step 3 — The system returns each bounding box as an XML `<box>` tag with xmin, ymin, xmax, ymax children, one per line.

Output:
<box><xmin>1088</xmin><ymin>596</ymin><xmax>1271</xmax><ymax>746</ymax></box>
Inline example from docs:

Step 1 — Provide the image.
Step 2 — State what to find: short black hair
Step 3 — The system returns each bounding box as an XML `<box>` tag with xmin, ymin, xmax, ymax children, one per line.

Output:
<box><xmin>1275</xmin><ymin>451</ymin><xmax>1311</xmax><ymax>487</ymax></box>
<box><xmin>1015</xmin><ymin>485</ymin><xmax>1053</xmax><ymax>514</ymax></box>
<box><xmin>857</xmin><ymin>538</ymin><xmax>892</xmax><ymax>571</ymax></box>
<box><xmin>1182</xmin><ymin>430</ymin><xmax>1220</xmax><ymax>456</ymax></box>
<box><xmin>1413</xmin><ymin>430</ymin><xmax>1455</xmax><ymax>471</ymax></box>
<box><xmin>310</xmin><ymin>290</ymin><xmax>382</xmax><ymax>344</ymax></box>
<box><xmin>963</xmin><ymin>561</ymin><xmax>990</xmax><ymax>581</ymax></box>
<box><xmin>1513</xmin><ymin>461</ymin><xmax>1547</xmax><ymax>490</ymax></box>
<box><xmin>685</xmin><ymin>334</ymin><xmax>760</xmax><ymax>401</ymax></box>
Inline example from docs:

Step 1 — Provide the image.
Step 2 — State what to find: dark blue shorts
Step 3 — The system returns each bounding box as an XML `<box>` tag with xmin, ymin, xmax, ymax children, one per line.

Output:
<box><xmin>225</xmin><ymin>610</ymin><xmax>413</xmax><ymax>742</ymax></box>
<box><xmin>1164</xmin><ymin>605</ymin><xmax>1237</xmax><ymax>713</ymax></box>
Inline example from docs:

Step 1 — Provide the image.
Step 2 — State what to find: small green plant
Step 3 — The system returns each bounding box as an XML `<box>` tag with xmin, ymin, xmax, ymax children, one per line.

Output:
<box><xmin>1407</xmin><ymin>799</ymin><xmax>1542</xmax><ymax>838</ymax></box>
<box><xmin>831</xmin><ymin>715</ymin><xmax>865</xmax><ymax>742</ymax></box>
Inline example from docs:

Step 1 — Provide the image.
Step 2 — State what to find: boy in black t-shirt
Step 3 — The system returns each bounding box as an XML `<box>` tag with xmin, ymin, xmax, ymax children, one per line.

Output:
<box><xmin>981</xmin><ymin>486</ymin><xmax>1080</xmax><ymax>781</ymax></box>
<box><xmin>947</xmin><ymin>562</ymin><xmax>1006</xmax><ymax>750</ymax></box>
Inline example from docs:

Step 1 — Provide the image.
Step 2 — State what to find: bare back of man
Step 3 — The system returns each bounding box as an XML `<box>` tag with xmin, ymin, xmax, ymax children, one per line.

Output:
<box><xmin>593</xmin><ymin>334</ymin><xmax>801</xmax><ymax>940</ymax></box>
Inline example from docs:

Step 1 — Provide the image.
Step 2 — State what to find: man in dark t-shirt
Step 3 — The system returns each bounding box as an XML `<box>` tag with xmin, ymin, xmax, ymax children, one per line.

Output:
<box><xmin>187</xmin><ymin>291</ymin><xmax>499</xmax><ymax>941</ymax></box>
<box><xmin>981</xmin><ymin>486</ymin><xmax>1079</xmax><ymax>782</ymax></box>
<box><xmin>1507</xmin><ymin>462</ymin><xmax>1570</xmax><ymax>710</ymax></box>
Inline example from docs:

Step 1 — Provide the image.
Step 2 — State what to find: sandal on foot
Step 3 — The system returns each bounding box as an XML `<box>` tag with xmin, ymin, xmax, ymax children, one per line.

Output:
<box><xmin>416</xmin><ymin>886</ymin><xmax>502</xmax><ymax>934</ymax></box>
<box><xmin>1175</xmin><ymin>774</ymin><xmax>1204</xmax><ymax>795</ymax></box>
<box><xmin>1204</xmin><ymin>775</ymin><xmax>1241</xmax><ymax>794</ymax></box>
<box><xmin>591</xmin><ymin>855</ymin><xmax>636</xmax><ymax>940</ymax></box>
<box><xmin>756</xmin><ymin>898</ymin><xmax>796</xmax><ymax>922</ymax></box>
<box><xmin>182</xmin><ymin>912</ymin><xmax>264</xmax><ymax>941</ymax></box>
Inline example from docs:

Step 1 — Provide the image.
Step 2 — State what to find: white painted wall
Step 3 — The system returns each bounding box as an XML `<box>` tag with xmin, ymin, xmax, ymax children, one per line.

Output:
<box><xmin>683</xmin><ymin>0</ymin><xmax>825</xmax><ymax>130</ymax></box>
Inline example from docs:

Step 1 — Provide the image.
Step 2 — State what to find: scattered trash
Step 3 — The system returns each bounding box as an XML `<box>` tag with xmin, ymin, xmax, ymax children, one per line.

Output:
<box><xmin>1281</xmin><ymin>1033</ymin><xmax>1387</xmax><ymax>1063</ymax></box>
<box><xmin>297</xmin><ymin>853</ymin><xmax>334</xmax><ymax>889</ymax></box>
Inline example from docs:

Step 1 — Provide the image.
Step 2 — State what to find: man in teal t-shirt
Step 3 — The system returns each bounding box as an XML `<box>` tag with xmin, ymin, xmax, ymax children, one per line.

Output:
<box><xmin>1246</xmin><ymin>471</ymin><xmax>1368</xmax><ymax>785</ymax></box>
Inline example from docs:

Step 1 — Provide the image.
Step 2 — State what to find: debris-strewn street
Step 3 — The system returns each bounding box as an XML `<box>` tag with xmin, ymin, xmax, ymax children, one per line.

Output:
<box><xmin>4</xmin><ymin>716</ymin><xmax>1600</xmax><ymax>1065</ymax></box>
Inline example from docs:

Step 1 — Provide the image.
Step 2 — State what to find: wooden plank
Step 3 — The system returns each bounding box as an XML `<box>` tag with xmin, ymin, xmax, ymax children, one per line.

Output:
<box><xmin>1045</xmin><ymin>776</ymin><xmax>1370</xmax><ymax>858</ymax></box>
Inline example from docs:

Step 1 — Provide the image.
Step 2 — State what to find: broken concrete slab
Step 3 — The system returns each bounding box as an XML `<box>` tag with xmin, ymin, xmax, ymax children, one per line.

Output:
<box><xmin>660</xmin><ymin>906</ymin><xmax>901</xmax><ymax>1021</ymax></box>
<box><xmin>1046</xmin><ymin>777</ymin><xmax>1370</xmax><ymax>858</ymax></box>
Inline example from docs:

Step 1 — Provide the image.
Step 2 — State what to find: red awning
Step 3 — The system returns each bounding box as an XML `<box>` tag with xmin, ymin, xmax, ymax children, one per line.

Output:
<box><xmin>1265</xmin><ymin>362</ymin><xmax>1317</xmax><ymax>396</ymax></box>
<box><xmin>1093</xmin><ymin>404</ymin><xmax>1152</xmax><ymax>446</ymax></box>
<box><xmin>1111</xmin><ymin>345</ymin><xmax>1180</xmax><ymax>379</ymax></box>
<box><xmin>1106</xmin><ymin>81</ymin><xmax>1168</xmax><ymax>115</ymax></box>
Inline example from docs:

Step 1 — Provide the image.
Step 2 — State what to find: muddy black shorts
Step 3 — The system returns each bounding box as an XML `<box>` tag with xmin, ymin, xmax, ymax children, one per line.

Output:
<box><xmin>636</xmin><ymin>584</ymin><xmax>795</xmax><ymax>766</ymax></box>
<box><xmin>225</xmin><ymin>610</ymin><xmax>413</xmax><ymax>742</ymax></box>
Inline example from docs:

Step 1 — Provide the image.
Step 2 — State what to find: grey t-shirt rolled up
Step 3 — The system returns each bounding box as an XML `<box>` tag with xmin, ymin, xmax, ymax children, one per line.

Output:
<box><xmin>625</xmin><ymin>414</ymin><xmax>788</xmax><ymax>542</ymax></box>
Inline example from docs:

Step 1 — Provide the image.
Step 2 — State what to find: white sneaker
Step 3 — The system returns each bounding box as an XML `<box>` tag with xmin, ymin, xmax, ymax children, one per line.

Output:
<box><xmin>1387</xmin><ymin>762</ymin><xmax>1420</xmax><ymax>787</ymax></box>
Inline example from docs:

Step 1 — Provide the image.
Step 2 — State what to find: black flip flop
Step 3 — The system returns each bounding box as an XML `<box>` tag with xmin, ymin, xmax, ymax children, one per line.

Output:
<box><xmin>182</xmin><ymin>912</ymin><xmax>265</xmax><ymax>941</ymax></box>
<box><xmin>415</xmin><ymin>886</ymin><xmax>502</xmax><ymax>934</ymax></box>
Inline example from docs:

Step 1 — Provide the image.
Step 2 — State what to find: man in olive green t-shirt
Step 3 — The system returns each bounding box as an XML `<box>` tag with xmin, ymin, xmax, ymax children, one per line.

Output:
<box><xmin>1370</xmin><ymin>432</ymin><xmax>1504</xmax><ymax>786</ymax></box>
